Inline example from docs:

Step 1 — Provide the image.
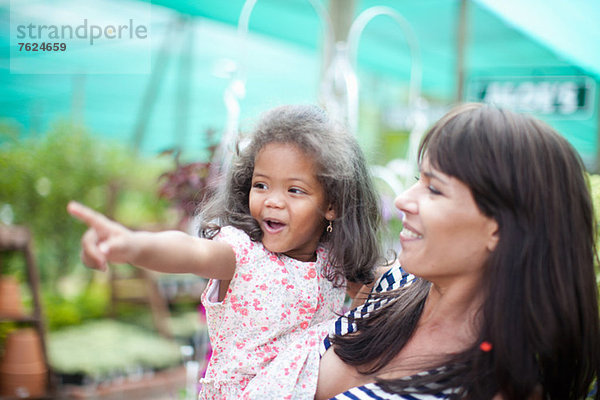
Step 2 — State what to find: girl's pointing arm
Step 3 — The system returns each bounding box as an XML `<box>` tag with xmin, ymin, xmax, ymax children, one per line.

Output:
<box><xmin>67</xmin><ymin>201</ymin><xmax>237</xmax><ymax>279</ymax></box>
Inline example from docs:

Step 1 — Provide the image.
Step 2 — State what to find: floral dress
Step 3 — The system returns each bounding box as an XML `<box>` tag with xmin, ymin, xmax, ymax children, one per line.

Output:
<box><xmin>199</xmin><ymin>226</ymin><xmax>346</xmax><ymax>399</ymax></box>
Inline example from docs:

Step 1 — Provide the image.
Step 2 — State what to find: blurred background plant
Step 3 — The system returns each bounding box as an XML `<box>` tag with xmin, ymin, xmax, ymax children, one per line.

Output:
<box><xmin>0</xmin><ymin>120</ymin><xmax>174</xmax><ymax>327</ymax></box>
<box><xmin>157</xmin><ymin>129</ymin><xmax>217</xmax><ymax>228</ymax></box>
<box><xmin>47</xmin><ymin>319</ymin><xmax>183</xmax><ymax>384</ymax></box>
<box><xmin>587</xmin><ymin>174</ymin><xmax>600</xmax><ymax>297</ymax></box>
<box><xmin>0</xmin><ymin>120</ymin><xmax>211</xmax><ymax>388</ymax></box>
<box><xmin>158</xmin><ymin>157</ymin><xmax>211</xmax><ymax>219</ymax></box>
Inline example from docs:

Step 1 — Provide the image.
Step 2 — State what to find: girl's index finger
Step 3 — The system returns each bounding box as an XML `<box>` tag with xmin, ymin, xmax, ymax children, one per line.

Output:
<box><xmin>67</xmin><ymin>201</ymin><xmax>112</xmax><ymax>229</ymax></box>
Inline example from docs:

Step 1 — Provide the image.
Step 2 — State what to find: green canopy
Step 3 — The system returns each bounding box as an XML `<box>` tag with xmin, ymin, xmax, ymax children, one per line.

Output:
<box><xmin>1</xmin><ymin>0</ymin><xmax>598</xmax><ymax>167</ymax></box>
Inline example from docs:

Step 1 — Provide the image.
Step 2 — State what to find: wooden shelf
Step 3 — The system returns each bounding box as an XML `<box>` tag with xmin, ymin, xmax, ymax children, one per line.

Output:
<box><xmin>0</xmin><ymin>224</ymin><xmax>54</xmax><ymax>398</ymax></box>
<box><xmin>0</xmin><ymin>315</ymin><xmax>38</xmax><ymax>323</ymax></box>
<box><xmin>0</xmin><ymin>225</ymin><xmax>30</xmax><ymax>251</ymax></box>
<box><xmin>58</xmin><ymin>366</ymin><xmax>186</xmax><ymax>399</ymax></box>
<box><xmin>110</xmin><ymin>268</ymin><xmax>173</xmax><ymax>339</ymax></box>
<box><xmin>0</xmin><ymin>394</ymin><xmax>54</xmax><ymax>400</ymax></box>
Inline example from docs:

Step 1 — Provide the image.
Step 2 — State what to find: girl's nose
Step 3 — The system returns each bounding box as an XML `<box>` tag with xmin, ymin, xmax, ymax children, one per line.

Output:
<box><xmin>265</xmin><ymin>193</ymin><xmax>285</xmax><ymax>208</ymax></box>
<box><xmin>394</xmin><ymin>183</ymin><xmax>419</xmax><ymax>215</ymax></box>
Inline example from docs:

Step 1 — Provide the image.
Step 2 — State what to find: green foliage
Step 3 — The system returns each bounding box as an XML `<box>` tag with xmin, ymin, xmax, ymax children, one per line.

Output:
<box><xmin>44</xmin><ymin>295</ymin><xmax>82</xmax><ymax>329</ymax></box>
<box><xmin>47</xmin><ymin>319</ymin><xmax>181</xmax><ymax>379</ymax></box>
<box><xmin>43</xmin><ymin>278</ymin><xmax>110</xmax><ymax>331</ymax></box>
<box><xmin>0</xmin><ymin>121</ymin><xmax>172</xmax><ymax>286</ymax></box>
<box><xmin>587</xmin><ymin>174</ymin><xmax>600</xmax><ymax>293</ymax></box>
<box><xmin>0</xmin><ymin>251</ymin><xmax>26</xmax><ymax>281</ymax></box>
<box><xmin>0</xmin><ymin>321</ymin><xmax>18</xmax><ymax>358</ymax></box>
<box><xmin>128</xmin><ymin>309</ymin><xmax>203</xmax><ymax>339</ymax></box>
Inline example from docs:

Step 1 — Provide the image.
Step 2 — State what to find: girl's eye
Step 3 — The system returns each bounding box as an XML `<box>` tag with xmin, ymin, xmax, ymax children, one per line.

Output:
<box><xmin>253</xmin><ymin>182</ymin><xmax>267</xmax><ymax>190</ymax></box>
<box><xmin>289</xmin><ymin>187</ymin><xmax>306</xmax><ymax>195</ymax></box>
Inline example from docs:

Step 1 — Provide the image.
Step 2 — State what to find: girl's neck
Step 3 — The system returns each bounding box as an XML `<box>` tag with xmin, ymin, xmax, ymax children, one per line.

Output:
<box><xmin>283</xmin><ymin>250</ymin><xmax>318</xmax><ymax>262</ymax></box>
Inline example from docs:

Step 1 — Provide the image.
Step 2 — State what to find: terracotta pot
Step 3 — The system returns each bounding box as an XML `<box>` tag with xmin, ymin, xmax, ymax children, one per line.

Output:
<box><xmin>0</xmin><ymin>276</ymin><xmax>24</xmax><ymax>317</ymax></box>
<box><xmin>0</xmin><ymin>328</ymin><xmax>47</xmax><ymax>398</ymax></box>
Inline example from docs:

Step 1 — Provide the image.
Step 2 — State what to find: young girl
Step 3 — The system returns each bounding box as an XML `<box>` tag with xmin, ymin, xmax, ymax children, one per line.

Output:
<box><xmin>68</xmin><ymin>104</ymin><xmax>383</xmax><ymax>399</ymax></box>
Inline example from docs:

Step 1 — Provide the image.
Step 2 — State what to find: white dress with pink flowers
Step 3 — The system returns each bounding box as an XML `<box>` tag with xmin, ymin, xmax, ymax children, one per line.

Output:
<box><xmin>198</xmin><ymin>226</ymin><xmax>346</xmax><ymax>400</ymax></box>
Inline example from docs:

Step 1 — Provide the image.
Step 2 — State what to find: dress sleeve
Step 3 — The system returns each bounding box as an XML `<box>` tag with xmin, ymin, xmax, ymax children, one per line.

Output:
<box><xmin>202</xmin><ymin>226</ymin><xmax>259</xmax><ymax>304</ymax></box>
<box><xmin>213</xmin><ymin>226</ymin><xmax>257</xmax><ymax>269</ymax></box>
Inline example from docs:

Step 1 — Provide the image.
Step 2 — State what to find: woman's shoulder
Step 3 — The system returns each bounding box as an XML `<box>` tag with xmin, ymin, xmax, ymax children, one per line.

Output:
<box><xmin>371</xmin><ymin>263</ymin><xmax>416</xmax><ymax>294</ymax></box>
<box><xmin>320</xmin><ymin>264</ymin><xmax>417</xmax><ymax>354</ymax></box>
<box><xmin>329</xmin><ymin>366</ymin><xmax>455</xmax><ymax>399</ymax></box>
<box><xmin>330</xmin><ymin>382</ymin><xmax>451</xmax><ymax>399</ymax></box>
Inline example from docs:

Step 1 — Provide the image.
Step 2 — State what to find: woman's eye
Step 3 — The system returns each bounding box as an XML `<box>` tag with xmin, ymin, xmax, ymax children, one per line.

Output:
<box><xmin>428</xmin><ymin>185</ymin><xmax>442</xmax><ymax>195</ymax></box>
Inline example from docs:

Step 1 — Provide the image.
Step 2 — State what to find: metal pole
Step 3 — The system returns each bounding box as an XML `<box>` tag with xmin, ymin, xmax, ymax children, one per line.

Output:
<box><xmin>131</xmin><ymin>18</ymin><xmax>180</xmax><ymax>153</ymax></box>
<box><xmin>325</xmin><ymin>0</ymin><xmax>355</xmax><ymax>72</ymax></box>
<box><xmin>456</xmin><ymin>0</ymin><xmax>468</xmax><ymax>103</ymax></box>
<box><xmin>596</xmin><ymin>84</ymin><xmax>600</xmax><ymax>172</ymax></box>
<box><xmin>175</xmin><ymin>18</ymin><xmax>193</xmax><ymax>151</ymax></box>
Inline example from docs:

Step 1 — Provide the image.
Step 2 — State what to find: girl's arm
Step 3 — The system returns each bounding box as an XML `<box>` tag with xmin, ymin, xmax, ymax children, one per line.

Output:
<box><xmin>347</xmin><ymin>265</ymin><xmax>395</xmax><ymax>308</ymax></box>
<box><xmin>67</xmin><ymin>201</ymin><xmax>236</xmax><ymax>280</ymax></box>
<box><xmin>347</xmin><ymin>282</ymin><xmax>372</xmax><ymax>309</ymax></box>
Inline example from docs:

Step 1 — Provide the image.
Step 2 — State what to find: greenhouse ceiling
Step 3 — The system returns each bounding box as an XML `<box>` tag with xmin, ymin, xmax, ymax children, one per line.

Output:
<box><xmin>1</xmin><ymin>0</ymin><xmax>599</xmax><ymax>167</ymax></box>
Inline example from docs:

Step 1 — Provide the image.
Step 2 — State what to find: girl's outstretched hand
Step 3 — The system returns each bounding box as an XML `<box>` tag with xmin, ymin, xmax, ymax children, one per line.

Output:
<box><xmin>67</xmin><ymin>201</ymin><xmax>133</xmax><ymax>271</ymax></box>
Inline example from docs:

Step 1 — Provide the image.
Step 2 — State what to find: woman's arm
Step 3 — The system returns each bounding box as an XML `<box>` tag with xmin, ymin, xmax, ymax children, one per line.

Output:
<box><xmin>315</xmin><ymin>345</ymin><xmax>373</xmax><ymax>399</ymax></box>
<box><xmin>67</xmin><ymin>201</ymin><xmax>237</xmax><ymax>279</ymax></box>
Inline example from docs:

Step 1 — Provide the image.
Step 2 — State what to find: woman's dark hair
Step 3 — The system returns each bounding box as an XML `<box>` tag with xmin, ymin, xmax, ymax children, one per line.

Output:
<box><xmin>198</xmin><ymin>104</ymin><xmax>383</xmax><ymax>285</ymax></box>
<box><xmin>332</xmin><ymin>103</ymin><xmax>600</xmax><ymax>399</ymax></box>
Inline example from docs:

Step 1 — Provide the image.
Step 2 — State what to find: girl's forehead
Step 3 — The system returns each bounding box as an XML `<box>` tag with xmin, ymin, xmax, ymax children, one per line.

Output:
<box><xmin>256</xmin><ymin>142</ymin><xmax>315</xmax><ymax>163</ymax></box>
<box><xmin>259</xmin><ymin>141</ymin><xmax>301</xmax><ymax>152</ymax></box>
<box><xmin>252</xmin><ymin>143</ymin><xmax>325</xmax><ymax>184</ymax></box>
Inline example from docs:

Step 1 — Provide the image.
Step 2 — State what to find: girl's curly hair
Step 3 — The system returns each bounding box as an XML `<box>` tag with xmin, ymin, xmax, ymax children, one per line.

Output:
<box><xmin>197</xmin><ymin>104</ymin><xmax>384</xmax><ymax>285</ymax></box>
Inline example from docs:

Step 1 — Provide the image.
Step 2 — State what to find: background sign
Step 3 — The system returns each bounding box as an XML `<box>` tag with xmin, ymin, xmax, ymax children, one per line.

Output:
<box><xmin>467</xmin><ymin>75</ymin><xmax>596</xmax><ymax>119</ymax></box>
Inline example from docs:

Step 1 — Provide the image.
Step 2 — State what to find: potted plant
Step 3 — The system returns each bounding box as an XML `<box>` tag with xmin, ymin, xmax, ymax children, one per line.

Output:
<box><xmin>0</xmin><ymin>225</ymin><xmax>31</xmax><ymax>317</ymax></box>
<box><xmin>0</xmin><ymin>327</ymin><xmax>48</xmax><ymax>398</ymax></box>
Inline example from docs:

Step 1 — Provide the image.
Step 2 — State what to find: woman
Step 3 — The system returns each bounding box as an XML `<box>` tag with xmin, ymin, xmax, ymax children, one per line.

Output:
<box><xmin>316</xmin><ymin>103</ymin><xmax>600</xmax><ymax>399</ymax></box>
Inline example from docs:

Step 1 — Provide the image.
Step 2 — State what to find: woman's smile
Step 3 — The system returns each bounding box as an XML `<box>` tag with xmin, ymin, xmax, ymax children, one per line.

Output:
<box><xmin>399</xmin><ymin>224</ymin><xmax>423</xmax><ymax>241</ymax></box>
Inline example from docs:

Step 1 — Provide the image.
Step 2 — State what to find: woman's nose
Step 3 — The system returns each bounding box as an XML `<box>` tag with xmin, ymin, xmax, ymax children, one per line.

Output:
<box><xmin>394</xmin><ymin>183</ymin><xmax>419</xmax><ymax>215</ymax></box>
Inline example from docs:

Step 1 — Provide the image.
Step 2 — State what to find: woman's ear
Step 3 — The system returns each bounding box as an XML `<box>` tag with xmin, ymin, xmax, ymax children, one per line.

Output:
<box><xmin>486</xmin><ymin>219</ymin><xmax>499</xmax><ymax>252</ymax></box>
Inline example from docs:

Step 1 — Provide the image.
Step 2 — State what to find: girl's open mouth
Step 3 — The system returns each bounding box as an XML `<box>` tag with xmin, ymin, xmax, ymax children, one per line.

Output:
<box><xmin>265</xmin><ymin>219</ymin><xmax>285</xmax><ymax>232</ymax></box>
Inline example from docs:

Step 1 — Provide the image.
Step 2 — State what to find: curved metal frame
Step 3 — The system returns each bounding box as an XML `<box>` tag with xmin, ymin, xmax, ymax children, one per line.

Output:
<box><xmin>346</xmin><ymin>6</ymin><xmax>425</xmax><ymax>196</ymax></box>
<box><xmin>347</xmin><ymin>6</ymin><xmax>422</xmax><ymax>108</ymax></box>
<box><xmin>212</xmin><ymin>0</ymin><xmax>334</xmax><ymax>174</ymax></box>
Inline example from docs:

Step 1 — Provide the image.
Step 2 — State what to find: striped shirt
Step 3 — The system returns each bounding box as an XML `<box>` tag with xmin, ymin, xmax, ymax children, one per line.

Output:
<box><xmin>320</xmin><ymin>266</ymin><xmax>456</xmax><ymax>400</ymax></box>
